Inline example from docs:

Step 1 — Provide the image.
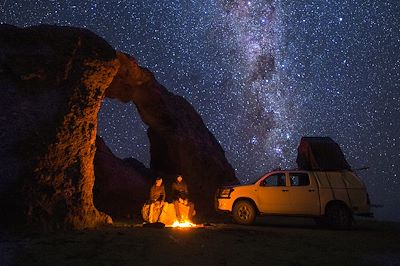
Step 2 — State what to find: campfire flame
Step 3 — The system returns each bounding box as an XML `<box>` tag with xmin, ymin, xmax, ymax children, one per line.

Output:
<box><xmin>171</xmin><ymin>220</ymin><xmax>196</xmax><ymax>228</ymax></box>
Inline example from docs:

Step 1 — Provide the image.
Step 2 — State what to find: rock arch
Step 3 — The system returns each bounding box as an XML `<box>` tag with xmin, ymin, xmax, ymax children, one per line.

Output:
<box><xmin>0</xmin><ymin>24</ymin><xmax>237</xmax><ymax>230</ymax></box>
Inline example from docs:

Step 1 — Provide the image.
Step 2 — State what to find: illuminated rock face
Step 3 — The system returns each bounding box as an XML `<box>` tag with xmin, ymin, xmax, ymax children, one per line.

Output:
<box><xmin>0</xmin><ymin>25</ymin><xmax>118</xmax><ymax>230</ymax></box>
<box><xmin>107</xmin><ymin>52</ymin><xmax>238</xmax><ymax>215</ymax></box>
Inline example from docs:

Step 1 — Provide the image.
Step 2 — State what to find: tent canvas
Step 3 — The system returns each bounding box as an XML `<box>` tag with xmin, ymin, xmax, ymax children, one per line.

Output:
<box><xmin>296</xmin><ymin>137</ymin><xmax>351</xmax><ymax>171</ymax></box>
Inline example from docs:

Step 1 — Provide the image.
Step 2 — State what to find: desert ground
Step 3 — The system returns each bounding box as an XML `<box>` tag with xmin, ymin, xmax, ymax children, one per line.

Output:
<box><xmin>1</xmin><ymin>216</ymin><xmax>400</xmax><ymax>266</ymax></box>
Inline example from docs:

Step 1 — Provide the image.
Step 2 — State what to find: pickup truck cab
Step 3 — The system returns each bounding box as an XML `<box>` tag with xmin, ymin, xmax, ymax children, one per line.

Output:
<box><xmin>216</xmin><ymin>170</ymin><xmax>372</xmax><ymax>228</ymax></box>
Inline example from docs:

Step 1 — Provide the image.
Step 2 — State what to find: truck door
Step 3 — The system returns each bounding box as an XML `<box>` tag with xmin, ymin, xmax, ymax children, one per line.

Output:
<box><xmin>287</xmin><ymin>172</ymin><xmax>320</xmax><ymax>215</ymax></box>
<box><xmin>257</xmin><ymin>172</ymin><xmax>291</xmax><ymax>214</ymax></box>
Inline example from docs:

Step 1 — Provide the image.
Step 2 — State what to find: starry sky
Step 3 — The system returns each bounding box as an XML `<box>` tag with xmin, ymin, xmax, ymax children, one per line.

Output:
<box><xmin>1</xmin><ymin>0</ymin><xmax>399</xmax><ymax>221</ymax></box>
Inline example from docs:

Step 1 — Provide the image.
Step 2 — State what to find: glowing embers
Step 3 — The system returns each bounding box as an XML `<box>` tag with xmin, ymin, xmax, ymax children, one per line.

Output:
<box><xmin>170</xmin><ymin>220</ymin><xmax>197</xmax><ymax>228</ymax></box>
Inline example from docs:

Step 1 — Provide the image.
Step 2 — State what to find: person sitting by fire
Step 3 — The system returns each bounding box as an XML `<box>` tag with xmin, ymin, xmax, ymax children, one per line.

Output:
<box><xmin>172</xmin><ymin>175</ymin><xmax>195</xmax><ymax>222</ymax></box>
<box><xmin>147</xmin><ymin>177</ymin><xmax>166</xmax><ymax>223</ymax></box>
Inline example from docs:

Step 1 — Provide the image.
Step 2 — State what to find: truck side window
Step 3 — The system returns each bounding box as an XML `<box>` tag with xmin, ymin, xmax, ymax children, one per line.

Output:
<box><xmin>261</xmin><ymin>174</ymin><xmax>286</xmax><ymax>187</ymax></box>
<box><xmin>290</xmin><ymin>173</ymin><xmax>310</xmax><ymax>186</ymax></box>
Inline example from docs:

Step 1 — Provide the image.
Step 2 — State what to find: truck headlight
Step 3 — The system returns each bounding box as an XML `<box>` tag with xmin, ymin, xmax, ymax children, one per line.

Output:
<box><xmin>218</xmin><ymin>188</ymin><xmax>234</xmax><ymax>198</ymax></box>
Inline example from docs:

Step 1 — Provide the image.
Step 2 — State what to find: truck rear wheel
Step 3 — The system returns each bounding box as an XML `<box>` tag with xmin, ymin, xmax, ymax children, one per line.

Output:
<box><xmin>325</xmin><ymin>203</ymin><xmax>353</xmax><ymax>229</ymax></box>
<box><xmin>232</xmin><ymin>200</ymin><xmax>256</xmax><ymax>225</ymax></box>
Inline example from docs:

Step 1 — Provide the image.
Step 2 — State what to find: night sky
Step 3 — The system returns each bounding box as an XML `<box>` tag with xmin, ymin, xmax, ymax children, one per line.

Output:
<box><xmin>1</xmin><ymin>0</ymin><xmax>399</xmax><ymax>221</ymax></box>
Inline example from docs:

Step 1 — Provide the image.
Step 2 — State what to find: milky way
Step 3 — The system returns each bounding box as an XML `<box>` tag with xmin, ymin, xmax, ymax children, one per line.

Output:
<box><xmin>1</xmin><ymin>0</ymin><xmax>399</xmax><ymax>221</ymax></box>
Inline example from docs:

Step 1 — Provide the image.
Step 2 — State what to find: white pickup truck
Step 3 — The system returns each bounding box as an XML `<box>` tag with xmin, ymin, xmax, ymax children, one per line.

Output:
<box><xmin>216</xmin><ymin>170</ymin><xmax>372</xmax><ymax>228</ymax></box>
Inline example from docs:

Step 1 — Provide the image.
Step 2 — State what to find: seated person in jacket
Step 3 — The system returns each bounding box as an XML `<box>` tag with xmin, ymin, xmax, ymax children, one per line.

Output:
<box><xmin>150</xmin><ymin>177</ymin><xmax>166</xmax><ymax>203</ymax></box>
<box><xmin>148</xmin><ymin>177</ymin><xmax>166</xmax><ymax>223</ymax></box>
<box><xmin>172</xmin><ymin>175</ymin><xmax>195</xmax><ymax>222</ymax></box>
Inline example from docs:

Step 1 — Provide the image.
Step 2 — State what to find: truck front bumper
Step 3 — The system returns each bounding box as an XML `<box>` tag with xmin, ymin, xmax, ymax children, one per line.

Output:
<box><xmin>215</xmin><ymin>198</ymin><xmax>232</xmax><ymax>212</ymax></box>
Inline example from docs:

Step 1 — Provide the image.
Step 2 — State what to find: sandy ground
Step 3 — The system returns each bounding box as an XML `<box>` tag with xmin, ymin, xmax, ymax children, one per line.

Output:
<box><xmin>1</xmin><ymin>217</ymin><xmax>400</xmax><ymax>266</ymax></box>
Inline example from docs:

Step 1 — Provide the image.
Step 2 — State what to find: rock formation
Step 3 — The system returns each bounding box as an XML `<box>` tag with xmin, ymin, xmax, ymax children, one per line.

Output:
<box><xmin>0</xmin><ymin>25</ymin><xmax>118</xmax><ymax>229</ymax></box>
<box><xmin>0</xmin><ymin>24</ymin><xmax>237</xmax><ymax>230</ymax></box>
<box><xmin>93</xmin><ymin>136</ymin><xmax>153</xmax><ymax>218</ymax></box>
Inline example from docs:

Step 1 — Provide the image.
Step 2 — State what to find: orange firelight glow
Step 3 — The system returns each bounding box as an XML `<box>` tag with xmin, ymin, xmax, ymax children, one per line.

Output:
<box><xmin>170</xmin><ymin>220</ymin><xmax>197</xmax><ymax>228</ymax></box>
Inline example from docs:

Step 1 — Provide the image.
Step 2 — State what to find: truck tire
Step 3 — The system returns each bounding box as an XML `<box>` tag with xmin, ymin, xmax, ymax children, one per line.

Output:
<box><xmin>325</xmin><ymin>203</ymin><xmax>353</xmax><ymax>229</ymax></box>
<box><xmin>232</xmin><ymin>200</ymin><xmax>256</xmax><ymax>225</ymax></box>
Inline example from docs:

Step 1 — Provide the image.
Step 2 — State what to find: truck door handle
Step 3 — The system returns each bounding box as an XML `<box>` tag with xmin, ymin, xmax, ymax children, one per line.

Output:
<box><xmin>308</xmin><ymin>189</ymin><xmax>315</xmax><ymax>192</ymax></box>
<box><xmin>282</xmin><ymin>189</ymin><xmax>289</xmax><ymax>192</ymax></box>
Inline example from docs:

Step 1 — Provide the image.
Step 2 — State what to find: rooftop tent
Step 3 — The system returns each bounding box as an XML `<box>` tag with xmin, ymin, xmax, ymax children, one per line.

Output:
<box><xmin>296</xmin><ymin>137</ymin><xmax>351</xmax><ymax>171</ymax></box>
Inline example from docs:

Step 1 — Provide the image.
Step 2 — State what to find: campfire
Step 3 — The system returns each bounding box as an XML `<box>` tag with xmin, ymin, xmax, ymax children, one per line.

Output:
<box><xmin>170</xmin><ymin>220</ymin><xmax>197</xmax><ymax>228</ymax></box>
<box><xmin>142</xmin><ymin>201</ymin><xmax>200</xmax><ymax>228</ymax></box>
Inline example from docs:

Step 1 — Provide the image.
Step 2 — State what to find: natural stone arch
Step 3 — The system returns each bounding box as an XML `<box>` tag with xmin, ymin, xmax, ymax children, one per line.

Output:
<box><xmin>0</xmin><ymin>24</ymin><xmax>237</xmax><ymax>230</ymax></box>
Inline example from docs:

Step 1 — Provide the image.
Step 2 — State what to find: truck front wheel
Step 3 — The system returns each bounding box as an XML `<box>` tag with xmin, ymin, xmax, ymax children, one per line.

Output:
<box><xmin>325</xmin><ymin>203</ymin><xmax>353</xmax><ymax>229</ymax></box>
<box><xmin>232</xmin><ymin>200</ymin><xmax>256</xmax><ymax>225</ymax></box>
